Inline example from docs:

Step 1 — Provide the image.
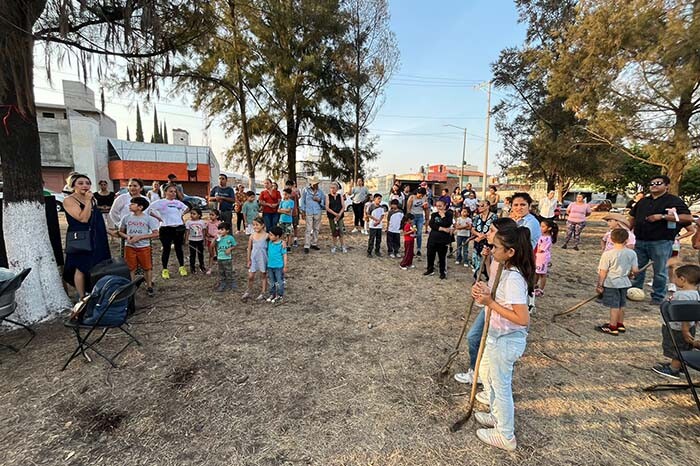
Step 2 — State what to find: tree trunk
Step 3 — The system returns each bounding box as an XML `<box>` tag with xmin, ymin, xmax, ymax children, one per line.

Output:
<box><xmin>668</xmin><ymin>89</ymin><xmax>694</xmax><ymax>195</ymax></box>
<box><xmin>0</xmin><ymin>4</ymin><xmax>71</xmax><ymax>323</ymax></box>
<box><xmin>286</xmin><ymin>101</ymin><xmax>297</xmax><ymax>181</ymax></box>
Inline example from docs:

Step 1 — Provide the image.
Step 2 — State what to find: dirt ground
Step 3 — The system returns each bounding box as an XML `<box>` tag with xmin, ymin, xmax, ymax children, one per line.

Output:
<box><xmin>1</xmin><ymin>212</ymin><xmax>699</xmax><ymax>466</ymax></box>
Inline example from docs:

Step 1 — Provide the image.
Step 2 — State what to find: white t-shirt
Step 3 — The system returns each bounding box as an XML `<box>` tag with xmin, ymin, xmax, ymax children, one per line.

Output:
<box><xmin>598</xmin><ymin>248</ymin><xmax>638</xmax><ymax>288</ymax></box>
<box><xmin>489</xmin><ymin>267</ymin><xmax>529</xmax><ymax>337</ymax></box>
<box><xmin>455</xmin><ymin>216</ymin><xmax>472</xmax><ymax>237</ymax></box>
<box><xmin>150</xmin><ymin>199</ymin><xmax>188</xmax><ymax>227</ymax></box>
<box><xmin>109</xmin><ymin>193</ymin><xmax>150</xmax><ymax>226</ymax></box>
<box><xmin>369</xmin><ymin>206</ymin><xmax>384</xmax><ymax>229</ymax></box>
<box><xmin>387</xmin><ymin>210</ymin><xmax>404</xmax><ymax>233</ymax></box>
<box><xmin>186</xmin><ymin>219</ymin><xmax>207</xmax><ymax>242</ymax></box>
<box><xmin>120</xmin><ymin>214</ymin><xmax>160</xmax><ymax>249</ymax></box>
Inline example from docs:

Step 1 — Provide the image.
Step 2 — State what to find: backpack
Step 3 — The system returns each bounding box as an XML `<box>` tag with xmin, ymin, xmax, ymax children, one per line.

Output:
<box><xmin>81</xmin><ymin>275</ymin><xmax>132</xmax><ymax>326</ymax></box>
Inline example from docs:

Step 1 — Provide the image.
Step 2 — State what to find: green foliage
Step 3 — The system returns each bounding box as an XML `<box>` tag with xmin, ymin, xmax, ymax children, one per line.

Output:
<box><xmin>163</xmin><ymin>121</ymin><xmax>169</xmax><ymax>144</ymax></box>
<box><xmin>680</xmin><ymin>164</ymin><xmax>700</xmax><ymax>204</ymax></box>
<box><xmin>135</xmin><ymin>104</ymin><xmax>144</xmax><ymax>142</ymax></box>
<box><xmin>126</xmin><ymin>127</ymin><xmax>131</xmax><ymax>141</ymax></box>
<box><xmin>153</xmin><ymin>107</ymin><xmax>162</xmax><ymax>143</ymax></box>
<box><xmin>592</xmin><ymin>148</ymin><xmax>659</xmax><ymax>193</ymax></box>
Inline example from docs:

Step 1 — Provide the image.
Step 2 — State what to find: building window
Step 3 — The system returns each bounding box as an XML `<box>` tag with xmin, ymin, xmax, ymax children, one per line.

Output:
<box><xmin>42</xmin><ymin>112</ymin><xmax>55</xmax><ymax>119</ymax></box>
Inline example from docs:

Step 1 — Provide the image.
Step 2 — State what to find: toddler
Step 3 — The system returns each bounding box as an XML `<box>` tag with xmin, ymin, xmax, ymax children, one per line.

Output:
<box><xmin>185</xmin><ymin>208</ymin><xmax>207</xmax><ymax>274</ymax></box>
<box><xmin>386</xmin><ymin>199</ymin><xmax>404</xmax><ymax>258</ymax></box>
<box><xmin>243</xmin><ymin>217</ymin><xmax>268</xmax><ymax>301</ymax></box>
<box><xmin>242</xmin><ymin>190</ymin><xmax>260</xmax><ymax>235</ymax></box>
<box><xmin>205</xmin><ymin>209</ymin><xmax>221</xmax><ymax>274</ymax></box>
<box><xmin>278</xmin><ymin>188</ymin><xmax>295</xmax><ymax>251</ymax></box>
<box><xmin>534</xmin><ymin>218</ymin><xmax>558</xmax><ymax>296</ymax></box>
<box><xmin>400</xmin><ymin>213</ymin><xmax>417</xmax><ymax>269</ymax></box>
<box><xmin>214</xmin><ymin>221</ymin><xmax>237</xmax><ymax>292</ymax></box>
<box><xmin>266</xmin><ymin>226</ymin><xmax>288</xmax><ymax>303</ymax></box>
<box><xmin>454</xmin><ymin>208</ymin><xmax>472</xmax><ymax>266</ymax></box>
<box><xmin>601</xmin><ymin>213</ymin><xmax>635</xmax><ymax>251</ymax></box>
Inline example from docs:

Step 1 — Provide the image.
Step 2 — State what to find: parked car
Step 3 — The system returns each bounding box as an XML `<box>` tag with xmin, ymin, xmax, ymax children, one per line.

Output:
<box><xmin>589</xmin><ymin>199</ymin><xmax>613</xmax><ymax>212</ymax></box>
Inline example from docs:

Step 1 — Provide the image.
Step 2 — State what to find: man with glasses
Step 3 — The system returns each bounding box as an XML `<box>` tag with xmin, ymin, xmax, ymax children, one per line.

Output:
<box><xmin>630</xmin><ymin>175</ymin><xmax>692</xmax><ymax>304</ymax></box>
<box><xmin>210</xmin><ymin>174</ymin><xmax>236</xmax><ymax>225</ymax></box>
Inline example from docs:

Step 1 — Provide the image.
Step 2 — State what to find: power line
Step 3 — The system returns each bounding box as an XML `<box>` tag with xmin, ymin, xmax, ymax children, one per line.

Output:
<box><xmin>377</xmin><ymin>113</ymin><xmax>483</xmax><ymax>120</ymax></box>
<box><xmin>393</xmin><ymin>73</ymin><xmax>485</xmax><ymax>83</ymax></box>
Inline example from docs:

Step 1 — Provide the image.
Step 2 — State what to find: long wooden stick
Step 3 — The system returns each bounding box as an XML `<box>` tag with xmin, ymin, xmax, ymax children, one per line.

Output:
<box><xmin>437</xmin><ymin>260</ymin><xmax>487</xmax><ymax>377</ymax></box>
<box><xmin>451</xmin><ymin>264</ymin><xmax>504</xmax><ymax>432</ymax></box>
<box><xmin>551</xmin><ymin>263</ymin><xmax>652</xmax><ymax>322</ymax></box>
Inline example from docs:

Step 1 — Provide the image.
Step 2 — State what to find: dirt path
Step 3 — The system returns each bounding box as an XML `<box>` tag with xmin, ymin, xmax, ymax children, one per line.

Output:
<box><xmin>1</xmin><ymin>214</ymin><xmax>699</xmax><ymax>465</ymax></box>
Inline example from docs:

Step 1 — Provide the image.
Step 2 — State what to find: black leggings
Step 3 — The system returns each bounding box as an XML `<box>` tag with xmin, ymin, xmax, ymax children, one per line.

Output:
<box><xmin>236</xmin><ymin>212</ymin><xmax>245</xmax><ymax>232</ymax></box>
<box><xmin>160</xmin><ymin>225</ymin><xmax>185</xmax><ymax>268</ymax></box>
<box><xmin>352</xmin><ymin>203</ymin><xmax>365</xmax><ymax>227</ymax></box>
<box><xmin>189</xmin><ymin>240</ymin><xmax>205</xmax><ymax>270</ymax></box>
<box><xmin>427</xmin><ymin>242</ymin><xmax>448</xmax><ymax>275</ymax></box>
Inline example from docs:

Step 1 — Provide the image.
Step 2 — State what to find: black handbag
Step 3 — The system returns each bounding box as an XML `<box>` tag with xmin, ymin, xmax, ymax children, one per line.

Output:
<box><xmin>66</xmin><ymin>229</ymin><xmax>92</xmax><ymax>254</ymax></box>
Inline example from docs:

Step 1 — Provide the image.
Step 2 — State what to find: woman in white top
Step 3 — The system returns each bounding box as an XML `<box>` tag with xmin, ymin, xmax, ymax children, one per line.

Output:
<box><xmin>149</xmin><ymin>184</ymin><xmax>190</xmax><ymax>279</ymax></box>
<box><xmin>147</xmin><ymin>180</ymin><xmax>162</xmax><ymax>202</ymax></box>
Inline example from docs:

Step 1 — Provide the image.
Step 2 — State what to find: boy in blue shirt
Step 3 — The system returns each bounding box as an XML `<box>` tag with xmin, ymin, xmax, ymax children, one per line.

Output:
<box><xmin>278</xmin><ymin>188</ymin><xmax>295</xmax><ymax>252</ymax></box>
<box><xmin>266</xmin><ymin>226</ymin><xmax>288</xmax><ymax>303</ymax></box>
<box><xmin>215</xmin><ymin>222</ymin><xmax>237</xmax><ymax>292</ymax></box>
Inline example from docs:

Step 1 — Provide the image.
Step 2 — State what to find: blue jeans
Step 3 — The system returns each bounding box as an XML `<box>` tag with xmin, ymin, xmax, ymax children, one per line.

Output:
<box><xmin>482</xmin><ymin>331</ymin><xmax>527</xmax><ymax>440</ymax></box>
<box><xmin>263</xmin><ymin>213</ymin><xmax>279</xmax><ymax>232</ymax></box>
<box><xmin>414</xmin><ymin>214</ymin><xmax>425</xmax><ymax>251</ymax></box>
<box><xmin>456</xmin><ymin>235</ymin><xmax>470</xmax><ymax>263</ymax></box>
<box><xmin>467</xmin><ymin>308</ymin><xmax>485</xmax><ymax>369</ymax></box>
<box><xmin>631</xmin><ymin>240</ymin><xmax>673</xmax><ymax>302</ymax></box>
<box><xmin>267</xmin><ymin>267</ymin><xmax>284</xmax><ymax>297</ymax></box>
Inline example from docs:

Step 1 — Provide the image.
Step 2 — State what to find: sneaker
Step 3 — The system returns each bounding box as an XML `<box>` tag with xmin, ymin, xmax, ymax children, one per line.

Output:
<box><xmin>367</xmin><ymin>252</ymin><xmax>373</xmax><ymax>258</ymax></box>
<box><xmin>652</xmin><ymin>363</ymin><xmax>680</xmax><ymax>380</ymax></box>
<box><xmin>455</xmin><ymin>260</ymin><xmax>461</xmax><ymax>265</ymax></box>
<box><xmin>161</xmin><ymin>269</ymin><xmax>170</xmax><ymax>279</ymax></box>
<box><xmin>423</xmin><ymin>270</ymin><xmax>435</xmax><ymax>276</ymax></box>
<box><xmin>476</xmin><ymin>391</ymin><xmax>490</xmax><ymax>406</ymax></box>
<box><xmin>464</xmin><ymin>263</ymin><xmax>470</xmax><ymax>268</ymax></box>
<box><xmin>147</xmin><ymin>287</ymin><xmax>155</xmax><ymax>297</ymax></box>
<box><xmin>389</xmin><ymin>253</ymin><xmax>395</xmax><ymax>258</ymax></box>
<box><xmin>440</xmin><ymin>273</ymin><xmax>447</xmax><ymax>280</ymax></box>
<box><xmin>395</xmin><ymin>253</ymin><xmax>402</xmax><ymax>258</ymax></box>
<box><xmin>573</xmin><ymin>245</ymin><xmax>579</xmax><ymax>251</ymax></box>
<box><xmin>416</xmin><ymin>251</ymin><xmax>422</xmax><ymax>257</ymax></box>
<box><xmin>274</xmin><ymin>296</ymin><xmax>283</xmax><ymax>304</ymax></box>
<box><xmin>179</xmin><ymin>266</ymin><xmax>188</xmax><ymax>277</ymax></box>
<box><xmin>241</xmin><ymin>291</ymin><xmax>251</xmax><ymax>300</ymax></box>
<box><xmin>342</xmin><ymin>247</ymin><xmax>348</xmax><ymax>253</ymax></box>
<box><xmin>351</xmin><ymin>228</ymin><xmax>359</xmax><ymax>233</ymax></box>
<box><xmin>331</xmin><ymin>247</ymin><xmax>337</xmax><ymax>254</ymax></box>
<box><xmin>256</xmin><ymin>294</ymin><xmax>265</xmax><ymax>301</ymax></box>
<box><xmin>206</xmin><ymin>269</ymin><xmax>212</xmax><ymax>275</ymax></box>
<box><xmin>454</xmin><ymin>369</ymin><xmax>474</xmax><ymax>384</ymax></box>
<box><xmin>561</xmin><ymin>244</ymin><xmax>568</xmax><ymax>249</ymax></box>
<box><xmin>310</xmin><ymin>245</ymin><xmax>321</xmax><ymax>251</ymax></box>
<box><xmin>304</xmin><ymin>248</ymin><xmax>310</xmax><ymax>254</ymax></box>
<box><xmin>474</xmin><ymin>411</ymin><xmax>497</xmax><ymax>428</ymax></box>
<box><xmin>362</xmin><ymin>229</ymin><xmax>369</xmax><ymax>235</ymax></box>
<box><xmin>400</xmin><ymin>266</ymin><xmax>408</xmax><ymax>270</ymax></box>
<box><xmin>476</xmin><ymin>428</ymin><xmax>517</xmax><ymax>452</ymax></box>
<box><xmin>596</xmin><ymin>323</ymin><xmax>618</xmax><ymax>336</ymax></box>
<box><xmin>266</xmin><ymin>295</ymin><xmax>277</xmax><ymax>303</ymax></box>
<box><xmin>617</xmin><ymin>323</ymin><xmax>626</xmax><ymax>333</ymax></box>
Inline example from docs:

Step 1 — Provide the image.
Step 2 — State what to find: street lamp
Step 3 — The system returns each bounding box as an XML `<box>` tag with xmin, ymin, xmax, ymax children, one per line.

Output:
<box><xmin>443</xmin><ymin>124</ymin><xmax>467</xmax><ymax>190</ymax></box>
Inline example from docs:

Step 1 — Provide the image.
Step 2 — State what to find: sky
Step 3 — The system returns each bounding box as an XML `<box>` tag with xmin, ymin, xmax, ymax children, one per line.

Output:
<box><xmin>33</xmin><ymin>0</ymin><xmax>526</xmax><ymax>178</ymax></box>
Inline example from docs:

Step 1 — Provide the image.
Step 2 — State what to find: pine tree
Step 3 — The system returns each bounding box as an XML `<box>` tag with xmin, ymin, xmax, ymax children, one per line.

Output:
<box><xmin>150</xmin><ymin>134</ymin><xmax>155</xmax><ymax>143</ymax></box>
<box><xmin>163</xmin><ymin>121</ymin><xmax>169</xmax><ymax>144</ymax></box>
<box><xmin>153</xmin><ymin>107</ymin><xmax>161</xmax><ymax>143</ymax></box>
<box><xmin>126</xmin><ymin>127</ymin><xmax>131</xmax><ymax>141</ymax></box>
<box><xmin>135</xmin><ymin>105</ymin><xmax>144</xmax><ymax>142</ymax></box>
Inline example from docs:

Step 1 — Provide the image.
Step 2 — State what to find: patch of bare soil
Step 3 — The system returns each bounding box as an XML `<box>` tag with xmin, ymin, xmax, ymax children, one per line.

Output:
<box><xmin>1</xmin><ymin>213</ymin><xmax>699</xmax><ymax>465</ymax></box>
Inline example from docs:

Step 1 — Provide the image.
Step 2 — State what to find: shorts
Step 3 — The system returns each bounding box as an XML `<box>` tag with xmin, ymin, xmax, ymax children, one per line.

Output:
<box><xmin>662</xmin><ymin>324</ymin><xmax>695</xmax><ymax>359</ymax></box>
<box><xmin>328</xmin><ymin>216</ymin><xmax>345</xmax><ymax>237</ymax></box>
<box><xmin>278</xmin><ymin>222</ymin><xmax>293</xmax><ymax>235</ymax></box>
<box><xmin>602</xmin><ymin>287</ymin><xmax>627</xmax><ymax>308</ymax></box>
<box><xmin>125</xmin><ymin>246</ymin><xmax>153</xmax><ymax>271</ymax></box>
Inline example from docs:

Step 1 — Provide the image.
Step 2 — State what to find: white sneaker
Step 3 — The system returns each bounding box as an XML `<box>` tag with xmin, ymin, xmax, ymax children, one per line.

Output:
<box><xmin>389</xmin><ymin>253</ymin><xmax>396</xmax><ymax>258</ymax></box>
<box><xmin>455</xmin><ymin>260</ymin><xmax>461</xmax><ymax>264</ymax></box>
<box><xmin>395</xmin><ymin>254</ymin><xmax>402</xmax><ymax>258</ymax></box>
<box><xmin>476</xmin><ymin>390</ymin><xmax>490</xmax><ymax>406</ymax></box>
<box><xmin>342</xmin><ymin>246</ymin><xmax>348</xmax><ymax>253</ymax></box>
<box><xmin>362</xmin><ymin>229</ymin><xmax>369</xmax><ymax>235</ymax></box>
<box><xmin>410</xmin><ymin>265</ymin><xmax>416</xmax><ymax>269</ymax></box>
<box><xmin>331</xmin><ymin>247</ymin><xmax>337</xmax><ymax>253</ymax></box>
<box><xmin>454</xmin><ymin>370</ymin><xmax>474</xmax><ymax>384</ymax></box>
<box><xmin>351</xmin><ymin>228</ymin><xmax>359</xmax><ymax>233</ymax></box>
<box><xmin>476</xmin><ymin>428</ymin><xmax>517</xmax><ymax>451</ymax></box>
<box><xmin>400</xmin><ymin>266</ymin><xmax>408</xmax><ymax>270</ymax></box>
<box><xmin>464</xmin><ymin>263</ymin><xmax>470</xmax><ymax>268</ymax></box>
<box><xmin>474</xmin><ymin>411</ymin><xmax>497</xmax><ymax>428</ymax></box>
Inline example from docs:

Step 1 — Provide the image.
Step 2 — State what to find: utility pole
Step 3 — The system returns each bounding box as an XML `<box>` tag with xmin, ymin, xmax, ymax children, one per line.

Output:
<box><xmin>461</xmin><ymin>129</ymin><xmax>467</xmax><ymax>189</ymax></box>
<box><xmin>481</xmin><ymin>80</ymin><xmax>492</xmax><ymax>200</ymax></box>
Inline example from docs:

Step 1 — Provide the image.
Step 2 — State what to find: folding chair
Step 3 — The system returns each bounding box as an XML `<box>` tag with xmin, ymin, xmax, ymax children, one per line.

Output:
<box><xmin>61</xmin><ymin>277</ymin><xmax>144</xmax><ymax>370</ymax></box>
<box><xmin>0</xmin><ymin>268</ymin><xmax>35</xmax><ymax>352</ymax></box>
<box><xmin>643</xmin><ymin>301</ymin><xmax>700</xmax><ymax>413</ymax></box>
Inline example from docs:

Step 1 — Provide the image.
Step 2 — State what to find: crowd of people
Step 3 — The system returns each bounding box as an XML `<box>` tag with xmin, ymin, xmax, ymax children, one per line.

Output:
<box><xmin>59</xmin><ymin>170</ymin><xmax>700</xmax><ymax>452</ymax></box>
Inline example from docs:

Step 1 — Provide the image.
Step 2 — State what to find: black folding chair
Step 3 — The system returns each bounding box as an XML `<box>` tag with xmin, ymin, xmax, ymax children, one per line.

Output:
<box><xmin>0</xmin><ymin>268</ymin><xmax>35</xmax><ymax>352</ymax></box>
<box><xmin>643</xmin><ymin>301</ymin><xmax>700</xmax><ymax>413</ymax></box>
<box><xmin>61</xmin><ymin>277</ymin><xmax>144</xmax><ymax>370</ymax></box>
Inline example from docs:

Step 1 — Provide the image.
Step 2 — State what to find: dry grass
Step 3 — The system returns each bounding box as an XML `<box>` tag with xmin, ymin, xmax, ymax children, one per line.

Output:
<box><xmin>1</xmin><ymin>213</ymin><xmax>699</xmax><ymax>465</ymax></box>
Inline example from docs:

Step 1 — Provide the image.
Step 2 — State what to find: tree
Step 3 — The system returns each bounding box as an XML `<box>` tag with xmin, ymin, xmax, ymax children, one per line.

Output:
<box><xmin>153</xmin><ymin>106</ymin><xmax>161</xmax><ymax>143</ymax></box>
<box><xmin>680</xmin><ymin>164</ymin><xmax>700</xmax><ymax>204</ymax></box>
<box><xmin>126</xmin><ymin>127</ymin><xmax>131</xmax><ymax>141</ymax></box>
<box><xmin>340</xmin><ymin>0</ymin><xmax>399</xmax><ymax>181</ymax></box>
<box><xmin>550</xmin><ymin>0</ymin><xmax>700</xmax><ymax>194</ymax></box>
<box><xmin>0</xmin><ymin>1</ymin><xmax>207</xmax><ymax>322</ymax></box>
<box><xmin>135</xmin><ymin>104</ymin><xmax>144</xmax><ymax>142</ymax></box>
<box><xmin>163</xmin><ymin>121</ymin><xmax>169</xmax><ymax>144</ymax></box>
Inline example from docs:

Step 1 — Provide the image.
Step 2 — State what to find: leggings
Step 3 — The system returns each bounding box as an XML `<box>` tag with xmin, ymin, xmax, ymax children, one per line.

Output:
<box><xmin>236</xmin><ymin>212</ymin><xmax>245</xmax><ymax>232</ymax></box>
<box><xmin>352</xmin><ymin>203</ymin><xmax>365</xmax><ymax>227</ymax></box>
<box><xmin>565</xmin><ymin>221</ymin><xmax>586</xmax><ymax>247</ymax></box>
<box><xmin>189</xmin><ymin>240</ymin><xmax>205</xmax><ymax>270</ymax></box>
<box><xmin>160</xmin><ymin>225</ymin><xmax>185</xmax><ymax>268</ymax></box>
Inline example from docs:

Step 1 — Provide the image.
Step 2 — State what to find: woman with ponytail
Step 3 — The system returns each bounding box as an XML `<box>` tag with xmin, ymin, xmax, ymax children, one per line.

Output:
<box><xmin>470</xmin><ymin>226</ymin><xmax>534</xmax><ymax>451</ymax></box>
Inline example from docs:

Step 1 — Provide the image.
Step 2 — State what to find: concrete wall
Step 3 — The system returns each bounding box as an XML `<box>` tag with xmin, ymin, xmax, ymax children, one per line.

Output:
<box><xmin>37</xmin><ymin>108</ymin><xmax>73</xmax><ymax>168</ymax></box>
<box><xmin>68</xmin><ymin>110</ymin><xmax>101</xmax><ymax>184</ymax></box>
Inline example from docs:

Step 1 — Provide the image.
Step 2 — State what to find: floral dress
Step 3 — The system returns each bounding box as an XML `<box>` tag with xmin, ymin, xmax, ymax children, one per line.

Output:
<box><xmin>471</xmin><ymin>212</ymin><xmax>497</xmax><ymax>273</ymax></box>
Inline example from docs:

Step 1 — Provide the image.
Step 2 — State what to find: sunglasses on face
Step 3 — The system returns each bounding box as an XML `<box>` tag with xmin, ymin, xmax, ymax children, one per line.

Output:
<box><xmin>649</xmin><ymin>181</ymin><xmax>666</xmax><ymax>186</ymax></box>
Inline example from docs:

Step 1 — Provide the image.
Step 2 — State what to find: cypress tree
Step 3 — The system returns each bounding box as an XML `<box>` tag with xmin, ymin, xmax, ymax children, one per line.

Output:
<box><xmin>126</xmin><ymin>127</ymin><xmax>131</xmax><ymax>141</ymax></box>
<box><xmin>135</xmin><ymin>105</ymin><xmax>144</xmax><ymax>142</ymax></box>
<box><xmin>163</xmin><ymin>121</ymin><xmax>169</xmax><ymax>144</ymax></box>
<box><xmin>153</xmin><ymin>106</ymin><xmax>161</xmax><ymax>143</ymax></box>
